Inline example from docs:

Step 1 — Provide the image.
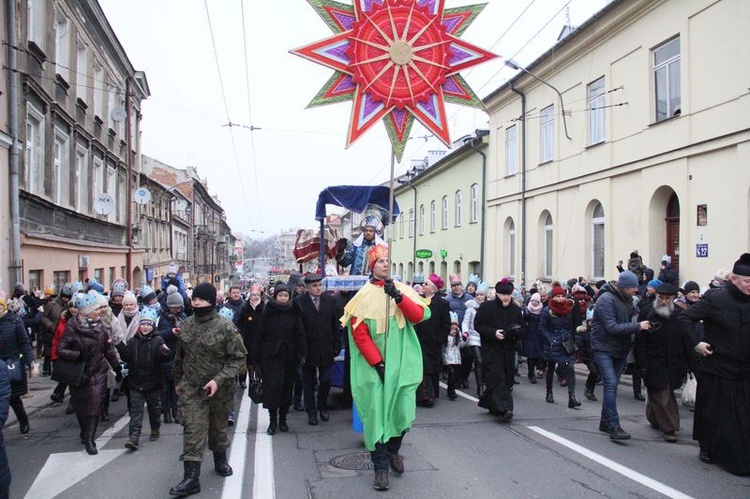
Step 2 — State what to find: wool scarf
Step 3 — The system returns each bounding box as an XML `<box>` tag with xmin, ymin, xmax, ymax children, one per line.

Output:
<box><xmin>549</xmin><ymin>298</ymin><xmax>573</xmax><ymax>316</ymax></box>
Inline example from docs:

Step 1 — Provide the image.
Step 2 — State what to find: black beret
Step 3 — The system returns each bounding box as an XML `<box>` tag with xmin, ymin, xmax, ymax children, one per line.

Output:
<box><xmin>655</xmin><ymin>283</ymin><xmax>678</xmax><ymax>296</ymax></box>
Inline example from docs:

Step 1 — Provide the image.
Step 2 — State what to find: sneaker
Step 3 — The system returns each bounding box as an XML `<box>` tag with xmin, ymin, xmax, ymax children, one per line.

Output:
<box><xmin>125</xmin><ymin>438</ymin><xmax>139</xmax><ymax>450</ymax></box>
<box><xmin>608</xmin><ymin>426</ymin><xmax>631</xmax><ymax>441</ymax></box>
<box><xmin>149</xmin><ymin>429</ymin><xmax>160</xmax><ymax>441</ymax></box>
<box><xmin>373</xmin><ymin>470</ymin><xmax>389</xmax><ymax>491</ymax></box>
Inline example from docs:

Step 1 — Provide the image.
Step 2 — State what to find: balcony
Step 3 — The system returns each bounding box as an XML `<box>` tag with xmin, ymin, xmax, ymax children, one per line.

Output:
<box><xmin>195</xmin><ymin>225</ymin><xmax>214</xmax><ymax>239</ymax></box>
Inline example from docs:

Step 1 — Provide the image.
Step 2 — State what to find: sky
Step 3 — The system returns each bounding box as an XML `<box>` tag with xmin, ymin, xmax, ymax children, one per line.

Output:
<box><xmin>98</xmin><ymin>0</ymin><xmax>610</xmax><ymax>238</ymax></box>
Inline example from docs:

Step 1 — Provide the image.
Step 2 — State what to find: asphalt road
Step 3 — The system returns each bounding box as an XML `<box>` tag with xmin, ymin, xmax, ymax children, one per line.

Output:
<box><xmin>6</xmin><ymin>371</ymin><xmax>747</xmax><ymax>498</ymax></box>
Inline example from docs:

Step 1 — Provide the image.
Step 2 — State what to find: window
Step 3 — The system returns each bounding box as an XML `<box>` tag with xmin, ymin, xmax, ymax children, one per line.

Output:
<box><xmin>25</xmin><ymin>104</ymin><xmax>45</xmax><ymax>196</ymax></box>
<box><xmin>408</xmin><ymin>209</ymin><xmax>414</xmax><ymax>237</ymax></box>
<box><xmin>588</xmin><ymin>77</ymin><xmax>605</xmax><ymax>144</ymax></box>
<box><xmin>654</xmin><ymin>37</ymin><xmax>681</xmax><ymax>122</ymax></box>
<box><xmin>419</xmin><ymin>204</ymin><xmax>425</xmax><ymax>235</ymax></box>
<box><xmin>94</xmin><ymin>268</ymin><xmax>103</xmax><ymax>284</ymax></box>
<box><xmin>53</xmin><ymin>271</ymin><xmax>70</xmax><ymax>291</ymax></box>
<box><xmin>508</xmin><ymin>220</ymin><xmax>516</xmax><ymax>275</ymax></box>
<box><xmin>399</xmin><ymin>213</ymin><xmax>404</xmax><ymax>239</ymax></box>
<box><xmin>109</xmin><ymin>267</ymin><xmax>116</xmax><ymax>287</ymax></box>
<box><xmin>53</xmin><ymin>129</ymin><xmax>70</xmax><ymax>207</ymax></box>
<box><xmin>106</xmin><ymin>164</ymin><xmax>117</xmax><ymax>222</ymax></box>
<box><xmin>107</xmin><ymin>78</ymin><xmax>118</xmax><ymax>130</ymax></box>
<box><xmin>540</xmin><ymin>105</ymin><xmax>554</xmax><ymax>163</ymax></box>
<box><xmin>455</xmin><ymin>191</ymin><xmax>462</xmax><ymax>227</ymax></box>
<box><xmin>441</xmin><ymin>196</ymin><xmax>448</xmax><ymax>229</ymax></box>
<box><xmin>544</xmin><ymin>213</ymin><xmax>553</xmax><ymax>277</ymax></box>
<box><xmin>93</xmin><ymin>61</ymin><xmax>103</xmax><ymax>119</ymax></box>
<box><xmin>430</xmin><ymin>200</ymin><xmax>436</xmax><ymax>232</ymax></box>
<box><xmin>55</xmin><ymin>12</ymin><xmax>70</xmax><ymax>82</ymax></box>
<box><xmin>27</xmin><ymin>0</ymin><xmax>45</xmax><ymax>46</ymax></box>
<box><xmin>92</xmin><ymin>157</ymin><xmax>104</xmax><ymax>210</ymax></box>
<box><xmin>505</xmin><ymin>125</ymin><xmax>517</xmax><ymax>175</ymax></box>
<box><xmin>118</xmin><ymin>173</ymin><xmax>126</xmax><ymax>224</ymax></box>
<box><xmin>592</xmin><ymin>203</ymin><xmax>605</xmax><ymax>279</ymax></box>
<box><xmin>76</xmin><ymin>41</ymin><xmax>88</xmax><ymax>100</ymax></box>
<box><xmin>75</xmin><ymin>146</ymin><xmax>89</xmax><ymax>212</ymax></box>
<box><xmin>28</xmin><ymin>270</ymin><xmax>42</xmax><ymax>293</ymax></box>
<box><xmin>470</xmin><ymin>184</ymin><xmax>479</xmax><ymax>223</ymax></box>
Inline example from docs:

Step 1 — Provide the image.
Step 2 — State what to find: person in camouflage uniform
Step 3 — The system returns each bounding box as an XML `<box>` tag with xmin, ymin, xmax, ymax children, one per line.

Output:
<box><xmin>169</xmin><ymin>283</ymin><xmax>246</xmax><ymax>498</ymax></box>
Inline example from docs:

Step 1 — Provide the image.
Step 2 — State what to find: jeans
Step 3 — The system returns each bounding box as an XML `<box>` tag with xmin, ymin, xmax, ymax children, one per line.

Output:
<box><xmin>303</xmin><ymin>365</ymin><xmax>331</xmax><ymax>415</ymax></box>
<box><xmin>370</xmin><ymin>434</ymin><xmax>404</xmax><ymax>471</ymax></box>
<box><xmin>594</xmin><ymin>352</ymin><xmax>627</xmax><ymax>429</ymax></box>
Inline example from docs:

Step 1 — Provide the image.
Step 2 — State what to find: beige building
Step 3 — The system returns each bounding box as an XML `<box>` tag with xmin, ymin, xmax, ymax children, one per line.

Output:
<box><xmin>483</xmin><ymin>0</ymin><xmax>749</xmax><ymax>290</ymax></box>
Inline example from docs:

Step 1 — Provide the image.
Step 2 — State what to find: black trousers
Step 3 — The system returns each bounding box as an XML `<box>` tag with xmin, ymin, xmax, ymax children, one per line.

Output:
<box><xmin>370</xmin><ymin>434</ymin><xmax>404</xmax><ymax>471</ymax></box>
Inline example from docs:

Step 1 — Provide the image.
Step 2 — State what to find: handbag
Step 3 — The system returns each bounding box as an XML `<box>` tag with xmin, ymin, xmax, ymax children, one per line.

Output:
<box><xmin>562</xmin><ymin>338</ymin><xmax>578</xmax><ymax>355</ymax></box>
<box><xmin>681</xmin><ymin>371</ymin><xmax>697</xmax><ymax>409</ymax></box>
<box><xmin>5</xmin><ymin>357</ymin><xmax>23</xmax><ymax>383</ymax></box>
<box><xmin>248</xmin><ymin>369</ymin><xmax>263</xmax><ymax>404</ymax></box>
<box><xmin>51</xmin><ymin>333</ymin><xmax>89</xmax><ymax>387</ymax></box>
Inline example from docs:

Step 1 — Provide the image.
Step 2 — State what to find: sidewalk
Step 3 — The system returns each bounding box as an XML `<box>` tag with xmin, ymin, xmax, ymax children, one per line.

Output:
<box><xmin>6</xmin><ymin>374</ymin><xmax>59</xmax><ymax>430</ymax></box>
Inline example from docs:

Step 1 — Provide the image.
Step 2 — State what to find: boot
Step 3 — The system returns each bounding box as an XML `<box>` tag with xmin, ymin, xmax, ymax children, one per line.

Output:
<box><xmin>278</xmin><ymin>407</ymin><xmax>289</xmax><ymax>432</ymax></box>
<box><xmin>373</xmin><ymin>470</ymin><xmax>389</xmax><ymax>491</ymax></box>
<box><xmin>163</xmin><ymin>408</ymin><xmax>172</xmax><ymax>424</ymax></box>
<box><xmin>545</xmin><ymin>388</ymin><xmax>554</xmax><ymax>404</ymax></box>
<box><xmin>267</xmin><ymin>409</ymin><xmax>278</xmax><ymax>435</ymax></box>
<box><xmin>84</xmin><ymin>416</ymin><xmax>98</xmax><ymax>455</ymax></box>
<box><xmin>111</xmin><ymin>389</ymin><xmax>120</xmax><ymax>402</ymax></box>
<box><xmin>172</xmin><ymin>408</ymin><xmax>180</xmax><ymax>425</ymax></box>
<box><xmin>100</xmin><ymin>408</ymin><xmax>110</xmax><ymax>422</ymax></box>
<box><xmin>568</xmin><ymin>392</ymin><xmax>581</xmax><ymax>408</ymax></box>
<box><xmin>584</xmin><ymin>387</ymin><xmax>597</xmax><ymax>401</ymax></box>
<box><xmin>633</xmin><ymin>384</ymin><xmax>645</xmax><ymax>401</ymax></box>
<box><xmin>213</xmin><ymin>450</ymin><xmax>233</xmax><ymax>476</ymax></box>
<box><xmin>169</xmin><ymin>461</ymin><xmax>201</xmax><ymax>496</ymax></box>
<box><xmin>66</xmin><ymin>400</ymin><xmax>75</xmax><ymax>414</ymax></box>
<box><xmin>76</xmin><ymin>414</ymin><xmax>86</xmax><ymax>444</ymax></box>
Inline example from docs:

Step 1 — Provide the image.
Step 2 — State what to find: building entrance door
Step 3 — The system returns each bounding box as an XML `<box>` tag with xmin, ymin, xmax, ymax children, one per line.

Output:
<box><xmin>665</xmin><ymin>193</ymin><xmax>680</xmax><ymax>277</ymax></box>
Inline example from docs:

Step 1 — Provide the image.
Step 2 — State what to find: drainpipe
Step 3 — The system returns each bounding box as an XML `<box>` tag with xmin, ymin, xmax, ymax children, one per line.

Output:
<box><xmin>7</xmin><ymin>0</ymin><xmax>22</xmax><ymax>284</ymax></box>
<box><xmin>406</xmin><ymin>180</ymin><xmax>417</xmax><ymax>274</ymax></box>
<box><xmin>510</xmin><ymin>82</ymin><xmax>527</xmax><ymax>289</ymax></box>
<box><xmin>467</xmin><ymin>133</ymin><xmax>486</xmax><ymax>277</ymax></box>
<box><xmin>125</xmin><ymin>77</ymin><xmax>133</xmax><ymax>285</ymax></box>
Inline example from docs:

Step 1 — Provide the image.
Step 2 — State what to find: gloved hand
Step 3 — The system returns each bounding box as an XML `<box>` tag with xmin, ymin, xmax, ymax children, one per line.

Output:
<box><xmin>114</xmin><ymin>370</ymin><xmax>123</xmax><ymax>382</ymax></box>
<box><xmin>374</xmin><ymin>363</ymin><xmax>385</xmax><ymax>382</ymax></box>
<box><xmin>335</xmin><ymin>238</ymin><xmax>348</xmax><ymax>261</ymax></box>
<box><xmin>80</xmin><ymin>350</ymin><xmax>93</xmax><ymax>363</ymax></box>
<box><xmin>383</xmin><ymin>279</ymin><xmax>402</xmax><ymax>303</ymax></box>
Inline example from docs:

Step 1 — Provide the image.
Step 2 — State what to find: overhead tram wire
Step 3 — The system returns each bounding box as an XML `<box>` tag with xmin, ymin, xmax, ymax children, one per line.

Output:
<box><xmin>203</xmin><ymin>0</ymin><xmax>256</xmax><ymax>230</ymax></box>
<box><xmin>239</xmin><ymin>0</ymin><xmax>263</xmax><ymax>231</ymax></box>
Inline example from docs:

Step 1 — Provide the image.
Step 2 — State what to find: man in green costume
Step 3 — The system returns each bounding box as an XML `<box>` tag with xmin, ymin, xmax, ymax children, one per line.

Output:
<box><xmin>341</xmin><ymin>244</ymin><xmax>430</xmax><ymax>491</ymax></box>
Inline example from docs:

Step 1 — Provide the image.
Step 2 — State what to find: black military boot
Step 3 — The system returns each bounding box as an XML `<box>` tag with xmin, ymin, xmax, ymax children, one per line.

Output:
<box><xmin>278</xmin><ymin>407</ymin><xmax>289</xmax><ymax>432</ymax></box>
<box><xmin>568</xmin><ymin>392</ymin><xmax>581</xmax><ymax>408</ymax></box>
<box><xmin>169</xmin><ymin>461</ymin><xmax>201</xmax><ymax>496</ymax></box>
<box><xmin>213</xmin><ymin>450</ymin><xmax>233</xmax><ymax>476</ymax></box>
<box><xmin>545</xmin><ymin>388</ymin><xmax>554</xmax><ymax>404</ymax></box>
<box><xmin>267</xmin><ymin>409</ymin><xmax>278</xmax><ymax>435</ymax></box>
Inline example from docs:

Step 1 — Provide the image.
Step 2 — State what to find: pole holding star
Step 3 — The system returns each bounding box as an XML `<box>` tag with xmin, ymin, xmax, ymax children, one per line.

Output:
<box><xmin>291</xmin><ymin>0</ymin><xmax>498</xmax><ymax>161</ymax></box>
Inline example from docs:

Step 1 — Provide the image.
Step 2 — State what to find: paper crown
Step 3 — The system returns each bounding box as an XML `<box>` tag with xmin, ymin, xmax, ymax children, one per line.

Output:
<box><xmin>140</xmin><ymin>285</ymin><xmax>155</xmax><ymax>299</ymax></box>
<box><xmin>218</xmin><ymin>307</ymin><xmax>235</xmax><ymax>321</ymax></box>
<box><xmin>87</xmin><ymin>278</ymin><xmax>105</xmax><ymax>294</ymax></box>
<box><xmin>111</xmin><ymin>278</ymin><xmax>128</xmax><ymax>296</ymax></box>
<box><xmin>139</xmin><ymin>307</ymin><xmax>159</xmax><ymax>323</ymax></box>
<box><xmin>75</xmin><ymin>291</ymin><xmax>101</xmax><ymax>313</ymax></box>
<box><xmin>412</xmin><ymin>272</ymin><xmax>424</xmax><ymax>284</ymax></box>
<box><xmin>367</xmin><ymin>244</ymin><xmax>389</xmax><ymax>270</ymax></box>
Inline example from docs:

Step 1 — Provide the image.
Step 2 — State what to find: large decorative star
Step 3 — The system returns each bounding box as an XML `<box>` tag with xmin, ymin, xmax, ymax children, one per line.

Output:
<box><xmin>291</xmin><ymin>0</ymin><xmax>497</xmax><ymax>160</ymax></box>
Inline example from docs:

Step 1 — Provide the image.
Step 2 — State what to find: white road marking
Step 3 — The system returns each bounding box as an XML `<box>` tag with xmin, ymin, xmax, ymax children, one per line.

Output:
<box><xmin>253</xmin><ymin>404</ymin><xmax>275</xmax><ymax>498</ymax></box>
<box><xmin>528</xmin><ymin>426</ymin><xmax>694</xmax><ymax>499</ymax></box>
<box><xmin>222</xmin><ymin>394</ymin><xmax>252</xmax><ymax>499</ymax></box>
<box><xmin>24</xmin><ymin>415</ymin><xmax>129</xmax><ymax>498</ymax></box>
<box><xmin>439</xmin><ymin>381</ymin><xmax>479</xmax><ymax>402</ymax></box>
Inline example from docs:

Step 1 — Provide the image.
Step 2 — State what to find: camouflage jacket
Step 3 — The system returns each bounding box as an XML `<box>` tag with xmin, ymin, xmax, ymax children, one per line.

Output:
<box><xmin>174</xmin><ymin>310</ymin><xmax>247</xmax><ymax>388</ymax></box>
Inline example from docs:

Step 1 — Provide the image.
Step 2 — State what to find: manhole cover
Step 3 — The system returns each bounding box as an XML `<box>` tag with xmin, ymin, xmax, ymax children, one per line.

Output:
<box><xmin>329</xmin><ymin>451</ymin><xmax>374</xmax><ymax>470</ymax></box>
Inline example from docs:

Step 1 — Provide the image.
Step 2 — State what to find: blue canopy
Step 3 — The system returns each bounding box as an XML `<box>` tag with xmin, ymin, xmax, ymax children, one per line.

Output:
<box><xmin>315</xmin><ymin>185</ymin><xmax>400</xmax><ymax>223</ymax></box>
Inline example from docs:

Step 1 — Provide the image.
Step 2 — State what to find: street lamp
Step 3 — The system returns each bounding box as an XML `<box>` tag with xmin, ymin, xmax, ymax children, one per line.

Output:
<box><xmin>505</xmin><ymin>59</ymin><xmax>572</xmax><ymax>141</ymax></box>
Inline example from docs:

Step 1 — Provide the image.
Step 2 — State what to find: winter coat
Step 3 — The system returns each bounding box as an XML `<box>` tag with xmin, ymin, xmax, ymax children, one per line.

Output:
<box><xmin>338</xmin><ymin>238</ymin><xmax>378</xmax><ymax>275</ymax></box>
<box><xmin>446</xmin><ymin>291</ymin><xmax>472</xmax><ymax>326</ymax></box>
<box><xmin>0</xmin><ymin>313</ymin><xmax>34</xmax><ymax>398</ymax></box>
<box><xmin>539</xmin><ymin>307</ymin><xmax>575</xmax><ymax>364</ymax></box>
<box><xmin>634</xmin><ymin>303</ymin><xmax>691</xmax><ymax>390</ymax></box>
<box><xmin>413</xmin><ymin>294</ymin><xmax>451</xmax><ymax>374</ymax></box>
<box><xmin>658</xmin><ymin>264</ymin><xmax>679</xmax><ymax>287</ymax></box>
<box><xmin>40</xmin><ymin>297</ymin><xmax>65</xmax><ymax>337</ymax></box>
<box><xmin>116</xmin><ymin>332</ymin><xmax>168</xmax><ymax>392</ymax></box>
<box><xmin>57</xmin><ymin>316</ymin><xmax>120</xmax><ymax>417</ymax></box>
<box><xmin>296</xmin><ymin>294</ymin><xmax>341</xmax><ymax>368</ymax></box>
<box><xmin>520</xmin><ymin>308</ymin><xmax>543</xmax><ymax>359</ymax></box>
<box><xmin>0</xmin><ymin>359</ymin><xmax>10</xmax><ymax>491</ymax></box>
<box><xmin>222</xmin><ymin>298</ymin><xmax>245</xmax><ymax>327</ymax></box>
<box><xmin>238</xmin><ymin>300</ymin><xmax>264</xmax><ymax>355</ymax></box>
<box><xmin>590</xmin><ymin>282</ymin><xmax>639</xmax><ymax>358</ymax></box>
<box><xmin>251</xmin><ymin>300</ymin><xmax>306</xmax><ymax>409</ymax></box>
<box><xmin>627</xmin><ymin>255</ymin><xmax>647</xmax><ymax>282</ymax></box>
<box><xmin>156</xmin><ymin>309</ymin><xmax>186</xmax><ymax>380</ymax></box>
<box><xmin>51</xmin><ymin>313</ymin><xmax>70</xmax><ymax>361</ymax></box>
<box><xmin>462</xmin><ymin>299</ymin><xmax>482</xmax><ymax>347</ymax></box>
<box><xmin>442</xmin><ymin>329</ymin><xmax>466</xmax><ymax>365</ymax></box>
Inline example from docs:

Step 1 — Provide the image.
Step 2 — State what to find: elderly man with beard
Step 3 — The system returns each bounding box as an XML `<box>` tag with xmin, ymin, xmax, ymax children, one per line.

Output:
<box><xmin>634</xmin><ymin>283</ymin><xmax>692</xmax><ymax>442</ymax></box>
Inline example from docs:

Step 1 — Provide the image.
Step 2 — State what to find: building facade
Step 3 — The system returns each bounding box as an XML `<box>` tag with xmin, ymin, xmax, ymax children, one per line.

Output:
<box><xmin>483</xmin><ymin>0</ymin><xmax>749</xmax><ymax>290</ymax></box>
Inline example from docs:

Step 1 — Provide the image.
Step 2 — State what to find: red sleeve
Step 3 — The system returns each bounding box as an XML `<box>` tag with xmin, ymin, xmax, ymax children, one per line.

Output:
<box><xmin>51</xmin><ymin>316</ymin><xmax>67</xmax><ymax>361</ymax></box>
<box><xmin>350</xmin><ymin>316</ymin><xmax>383</xmax><ymax>366</ymax></box>
<box><xmin>397</xmin><ymin>295</ymin><xmax>425</xmax><ymax>324</ymax></box>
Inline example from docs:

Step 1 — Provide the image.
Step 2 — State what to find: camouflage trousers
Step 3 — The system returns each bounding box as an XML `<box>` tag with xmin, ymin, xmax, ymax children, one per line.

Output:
<box><xmin>178</xmin><ymin>382</ymin><xmax>235</xmax><ymax>462</ymax></box>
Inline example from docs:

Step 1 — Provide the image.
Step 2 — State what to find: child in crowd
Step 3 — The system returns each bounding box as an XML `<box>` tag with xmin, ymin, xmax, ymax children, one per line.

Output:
<box><xmin>116</xmin><ymin>307</ymin><xmax>170</xmax><ymax>450</ymax></box>
<box><xmin>443</xmin><ymin>311</ymin><xmax>467</xmax><ymax>400</ymax></box>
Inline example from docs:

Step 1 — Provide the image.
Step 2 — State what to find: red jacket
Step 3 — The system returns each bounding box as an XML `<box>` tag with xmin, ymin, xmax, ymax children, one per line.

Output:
<box><xmin>51</xmin><ymin>314</ymin><xmax>68</xmax><ymax>361</ymax></box>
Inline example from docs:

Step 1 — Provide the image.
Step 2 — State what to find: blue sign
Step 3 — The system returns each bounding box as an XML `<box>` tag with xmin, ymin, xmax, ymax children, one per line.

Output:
<box><xmin>696</xmin><ymin>244</ymin><xmax>708</xmax><ymax>258</ymax></box>
<box><xmin>146</xmin><ymin>268</ymin><xmax>154</xmax><ymax>281</ymax></box>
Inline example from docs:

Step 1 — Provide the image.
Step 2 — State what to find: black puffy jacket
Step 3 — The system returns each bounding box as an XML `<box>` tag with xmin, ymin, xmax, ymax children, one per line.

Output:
<box><xmin>116</xmin><ymin>332</ymin><xmax>168</xmax><ymax>391</ymax></box>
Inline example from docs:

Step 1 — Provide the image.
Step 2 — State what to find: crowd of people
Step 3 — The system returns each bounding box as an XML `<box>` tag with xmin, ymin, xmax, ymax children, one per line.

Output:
<box><xmin>1</xmin><ymin>240</ymin><xmax>748</xmax><ymax>496</ymax></box>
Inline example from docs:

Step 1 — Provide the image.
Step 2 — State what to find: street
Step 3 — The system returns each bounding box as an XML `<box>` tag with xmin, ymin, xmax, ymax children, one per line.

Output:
<box><xmin>5</xmin><ymin>370</ymin><xmax>746</xmax><ymax>499</ymax></box>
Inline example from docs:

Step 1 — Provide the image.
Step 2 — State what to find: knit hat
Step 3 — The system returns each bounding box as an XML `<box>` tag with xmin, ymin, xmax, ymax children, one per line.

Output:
<box><xmin>476</xmin><ymin>282</ymin><xmax>489</xmax><ymax>296</ymax></box>
<box><xmin>60</xmin><ymin>283</ymin><xmax>75</xmax><ymax>297</ymax></box>
<box><xmin>655</xmin><ymin>283</ymin><xmax>678</xmax><ymax>296</ymax></box>
<box><xmin>273</xmin><ymin>283</ymin><xmax>290</xmax><ymax>299</ymax></box>
<box><xmin>139</xmin><ymin>307</ymin><xmax>159</xmax><ymax>325</ymax></box>
<box><xmin>449</xmin><ymin>274</ymin><xmax>462</xmax><ymax>285</ymax></box>
<box><xmin>192</xmin><ymin>282</ymin><xmax>217</xmax><ymax>307</ymax></box>
<box><xmin>44</xmin><ymin>284</ymin><xmax>56</xmax><ymax>297</ymax></box>
<box><xmin>647</xmin><ymin>279</ymin><xmax>662</xmax><ymax>290</ymax></box>
<box><xmin>165</xmin><ymin>285</ymin><xmax>184</xmax><ymax>308</ymax></box>
<box><xmin>449</xmin><ymin>311</ymin><xmax>458</xmax><ymax>324</ymax></box>
<box><xmin>682</xmin><ymin>281</ymin><xmax>700</xmax><ymax>294</ymax></box>
<box><xmin>122</xmin><ymin>291</ymin><xmax>137</xmax><ymax>306</ymax></box>
<box><xmin>87</xmin><ymin>278</ymin><xmax>105</xmax><ymax>294</ymax></box>
<box><xmin>495</xmin><ymin>278</ymin><xmax>514</xmax><ymax>295</ymax></box>
<box><xmin>709</xmin><ymin>269</ymin><xmax>730</xmax><ymax>289</ymax></box>
<box><xmin>617</xmin><ymin>271</ymin><xmax>639</xmax><ymax>289</ymax></box>
<box><xmin>140</xmin><ymin>285</ymin><xmax>157</xmax><ymax>303</ymax></box>
<box><xmin>412</xmin><ymin>273</ymin><xmax>424</xmax><ymax>284</ymax></box>
<box><xmin>571</xmin><ymin>283</ymin><xmax>587</xmax><ymax>295</ymax></box>
<box><xmin>732</xmin><ymin>253</ymin><xmax>750</xmax><ymax>277</ymax></box>
<box><xmin>550</xmin><ymin>286</ymin><xmax>565</xmax><ymax>299</ymax></box>
<box><xmin>167</xmin><ymin>262</ymin><xmax>179</xmax><ymax>276</ymax></box>
<box><xmin>218</xmin><ymin>307</ymin><xmax>235</xmax><ymax>322</ymax></box>
<box><xmin>427</xmin><ymin>273</ymin><xmax>444</xmax><ymax>290</ymax></box>
<box><xmin>111</xmin><ymin>278</ymin><xmax>128</xmax><ymax>298</ymax></box>
<box><xmin>527</xmin><ymin>293</ymin><xmax>543</xmax><ymax>315</ymax></box>
<box><xmin>76</xmin><ymin>290</ymin><xmax>102</xmax><ymax>315</ymax></box>
<box><xmin>367</xmin><ymin>244</ymin><xmax>389</xmax><ymax>271</ymax></box>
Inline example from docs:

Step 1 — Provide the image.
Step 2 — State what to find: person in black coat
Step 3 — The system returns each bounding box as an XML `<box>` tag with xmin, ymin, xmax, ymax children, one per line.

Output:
<box><xmin>295</xmin><ymin>274</ymin><xmax>341</xmax><ymax>425</ymax></box>
<box><xmin>250</xmin><ymin>284</ymin><xmax>306</xmax><ymax>435</ymax></box>
<box><xmin>156</xmin><ymin>291</ymin><xmax>187</xmax><ymax>424</ymax></box>
<box><xmin>0</xmin><ymin>293</ymin><xmax>35</xmax><ymax>435</ymax></box>
<box><xmin>413</xmin><ymin>274</ymin><xmax>451</xmax><ymax>407</ymax></box>
<box><xmin>116</xmin><ymin>308</ymin><xmax>170</xmax><ymax>450</ymax></box>
<box><xmin>474</xmin><ymin>279</ymin><xmax>525</xmax><ymax>423</ymax></box>
<box><xmin>238</xmin><ymin>286</ymin><xmax>265</xmax><ymax>387</ymax></box>
<box><xmin>635</xmin><ymin>283</ymin><xmax>692</xmax><ymax>443</ymax></box>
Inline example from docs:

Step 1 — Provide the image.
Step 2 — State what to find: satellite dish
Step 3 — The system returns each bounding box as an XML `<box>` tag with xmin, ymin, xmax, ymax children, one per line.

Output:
<box><xmin>111</xmin><ymin>107</ymin><xmax>127</xmax><ymax>122</ymax></box>
<box><xmin>133</xmin><ymin>187</ymin><xmax>152</xmax><ymax>205</ymax></box>
<box><xmin>94</xmin><ymin>193</ymin><xmax>115</xmax><ymax>215</ymax></box>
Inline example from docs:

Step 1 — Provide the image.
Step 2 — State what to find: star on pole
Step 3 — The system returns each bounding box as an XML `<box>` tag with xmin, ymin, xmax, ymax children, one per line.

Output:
<box><xmin>291</xmin><ymin>0</ymin><xmax>498</xmax><ymax>160</ymax></box>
